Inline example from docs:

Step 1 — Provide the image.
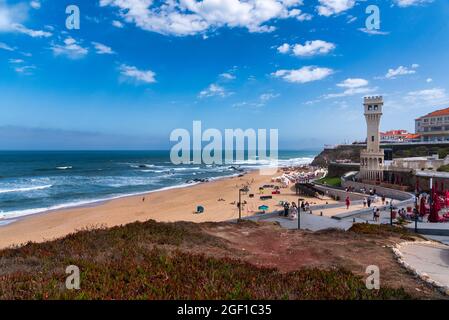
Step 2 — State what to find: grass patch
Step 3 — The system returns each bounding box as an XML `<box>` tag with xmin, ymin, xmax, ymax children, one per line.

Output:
<box><xmin>0</xmin><ymin>219</ymin><xmax>414</xmax><ymax>300</ymax></box>
<box><xmin>0</xmin><ymin>249</ymin><xmax>410</xmax><ymax>300</ymax></box>
<box><xmin>349</xmin><ymin>223</ymin><xmax>423</xmax><ymax>240</ymax></box>
<box><xmin>316</xmin><ymin>176</ymin><xmax>342</xmax><ymax>187</ymax></box>
<box><xmin>437</xmin><ymin>164</ymin><xmax>449</xmax><ymax>172</ymax></box>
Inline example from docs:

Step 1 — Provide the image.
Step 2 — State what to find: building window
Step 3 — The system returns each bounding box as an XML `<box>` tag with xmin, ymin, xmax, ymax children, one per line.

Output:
<box><xmin>372</xmin><ymin>136</ymin><xmax>375</xmax><ymax>142</ymax></box>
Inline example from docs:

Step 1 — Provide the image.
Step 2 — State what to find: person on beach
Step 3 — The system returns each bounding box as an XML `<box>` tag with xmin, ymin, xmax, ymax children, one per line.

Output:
<box><xmin>373</xmin><ymin>207</ymin><xmax>377</xmax><ymax>221</ymax></box>
<box><xmin>381</xmin><ymin>195</ymin><xmax>386</xmax><ymax>205</ymax></box>
<box><xmin>375</xmin><ymin>208</ymin><xmax>380</xmax><ymax>222</ymax></box>
<box><xmin>367</xmin><ymin>197</ymin><xmax>372</xmax><ymax>208</ymax></box>
<box><xmin>345</xmin><ymin>196</ymin><xmax>351</xmax><ymax>210</ymax></box>
<box><xmin>300</xmin><ymin>201</ymin><xmax>305</xmax><ymax>212</ymax></box>
<box><xmin>283</xmin><ymin>202</ymin><xmax>290</xmax><ymax>217</ymax></box>
<box><xmin>142</xmin><ymin>197</ymin><xmax>145</xmax><ymax>202</ymax></box>
<box><xmin>363</xmin><ymin>197</ymin><xmax>367</xmax><ymax>208</ymax></box>
<box><xmin>290</xmin><ymin>202</ymin><xmax>298</xmax><ymax>219</ymax></box>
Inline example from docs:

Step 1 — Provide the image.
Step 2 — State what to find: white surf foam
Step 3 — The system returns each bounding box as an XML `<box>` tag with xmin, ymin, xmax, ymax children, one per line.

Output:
<box><xmin>0</xmin><ymin>184</ymin><xmax>53</xmax><ymax>194</ymax></box>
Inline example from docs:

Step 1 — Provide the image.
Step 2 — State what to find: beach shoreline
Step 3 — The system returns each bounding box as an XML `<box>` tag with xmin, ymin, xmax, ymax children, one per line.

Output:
<box><xmin>0</xmin><ymin>166</ymin><xmax>332</xmax><ymax>249</ymax></box>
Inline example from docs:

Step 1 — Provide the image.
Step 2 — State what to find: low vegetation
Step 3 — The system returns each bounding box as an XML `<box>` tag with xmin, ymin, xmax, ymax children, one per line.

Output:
<box><xmin>0</xmin><ymin>220</ymin><xmax>433</xmax><ymax>299</ymax></box>
<box><xmin>316</xmin><ymin>176</ymin><xmax>342</xmax><ymax>187</ymax></box>
<box><xmin>437</xmin><ymin>164</ymin><xmax>449</xmax><ymax>172</ymax></box>
<box><xmin>349</xmin><ymin>223</ymin><xmax>424</xmax><ymax>241</ymax></box>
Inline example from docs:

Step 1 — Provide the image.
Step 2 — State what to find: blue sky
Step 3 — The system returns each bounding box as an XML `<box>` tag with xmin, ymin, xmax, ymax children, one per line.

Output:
<box><xmin>0</xmin><ymin>0</ymin><xmax>448</xmax><ymax>150</ymax></box>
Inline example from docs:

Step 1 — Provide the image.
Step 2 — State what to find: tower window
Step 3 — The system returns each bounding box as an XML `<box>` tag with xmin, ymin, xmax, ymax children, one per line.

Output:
<box><xmin>371</xmin><ymin>136</ymin><xmax>375</xmax><ymax>142</ymax></box>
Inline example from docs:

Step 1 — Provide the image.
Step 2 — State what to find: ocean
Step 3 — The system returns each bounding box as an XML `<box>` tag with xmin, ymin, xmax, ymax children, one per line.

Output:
<box><xmin>0</xmin><ymin>150</ymin><xmax>317</xmax><ymax>225</ymax></box>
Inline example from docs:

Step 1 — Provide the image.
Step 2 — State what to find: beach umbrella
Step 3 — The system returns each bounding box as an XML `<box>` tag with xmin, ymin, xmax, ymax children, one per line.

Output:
<box><xmin>258</xmin><ymin>205</ymin><xmax>269</xmax><ymax>213</ymax></box>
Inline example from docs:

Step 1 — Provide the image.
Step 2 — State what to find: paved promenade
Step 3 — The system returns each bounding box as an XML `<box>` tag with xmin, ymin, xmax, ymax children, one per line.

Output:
<box><xmin>399</xmin><ymin>242</ymin><xmax>449</xmax><ymax>290</ymax></box>
<box><xmin>245</xmin><ymin>211</ymin><xmax>353</xmax><ymax>231</ymax></box>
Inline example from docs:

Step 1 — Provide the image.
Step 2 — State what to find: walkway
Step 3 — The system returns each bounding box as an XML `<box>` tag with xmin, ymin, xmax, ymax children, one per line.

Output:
<box><xmin>244</xmin><ymin>211</ymin><xmax>353</xmax><ymax>231</ymax></box>
<box><xmin>398</xmin><ymin>242</ymin><xmax>449</xmax><ymax>291</ymax></box>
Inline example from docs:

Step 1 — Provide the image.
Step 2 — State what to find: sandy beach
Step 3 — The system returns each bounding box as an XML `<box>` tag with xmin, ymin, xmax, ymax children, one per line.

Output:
<box><xmin>0</xmin><ymin>168</ymin><xmax>335</xmax><ymax>249</ymax></box>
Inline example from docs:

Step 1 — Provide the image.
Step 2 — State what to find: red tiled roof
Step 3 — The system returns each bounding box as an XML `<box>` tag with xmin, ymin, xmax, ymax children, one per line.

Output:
<box><xmin>404</xmin><ymin>133</ymin><xmax>421</xmax><ymax>139</ymax></box>
<box><xmin>380</xmin><ymin>130</ymin><xmax>408</xmax><ymax>136</ymax></box>
<box><xmin>381</xmin><ymin>130</ymin><xmax>408</xmax><ymax>136</ymax></box>
<box><xmin>416</xmin><ymin>107</ymin><xmax>449</xmax><ymax>120</ymax></box>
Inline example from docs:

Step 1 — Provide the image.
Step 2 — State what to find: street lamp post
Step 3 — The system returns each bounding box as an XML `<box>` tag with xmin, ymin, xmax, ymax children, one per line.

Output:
<box><xmin>390</xmin><ymin>202</ymin><xmax>394</xmax><ymax>226</ymax></box>
<box><xmin>298</xmin><ymin>198</ymin><xmax>301</xmax><ymax>230</ymax></box>
<box><xmin>414</xmin><ymin>191</ymin><xmax>419</xmax><ymax>233</ymax></box>
<box><xmin>238</xmin><ymin>189</ymin><xmax>242</xmax><ymax>221</ymax></box>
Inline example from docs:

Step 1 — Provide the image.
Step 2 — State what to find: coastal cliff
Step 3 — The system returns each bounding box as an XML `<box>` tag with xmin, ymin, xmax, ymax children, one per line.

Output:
<box><xmin>312</xmin><ymin>143</ymin><xmax>449</xmax><ymax>168</ymax></box>
<box><xmin>311</xmin><ymin>145</ymin><xmax>364</xmax><ymax>167</ymax></box>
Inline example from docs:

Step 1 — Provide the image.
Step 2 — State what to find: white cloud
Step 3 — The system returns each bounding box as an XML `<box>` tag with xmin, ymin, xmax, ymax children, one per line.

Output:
<box><xmin>51</xmin><ymin>37</ymin><xmax>88</xmax><ymax>59</ymax></box>
<box><xmin>325</xmin><ymin>86</ymin><xmax>377</xmax><ymax>99</ymax></box>
<box><xmin>406</xmin><ymin>88</ymin><xmax>446</xmax><ymax>102</ymax></box>
<box><xmin>296</xmin><ymin>12</ymin><xmax>313</xmax><ymax>21</ymax></box>
<box><xmin>112</xmin><ymin>20</ymin><xmax>124</xmax><ymax>28</ymax></box>
<box><xmin>358</xmin><ymin>28</ymin><xmax>390</xmax><ymax>35</ymax></box>
<box><xmin>346</xmin><ymin>15</ymin><xmax>357</xmax><ymax>23</ymax></box>
<box><xmin>219</xmin><ymin>72</ymin><xmax>236</xmax><ymax>80</ymax></box>
<box><xmin>0</xmin><ymin>1</ymin><xmax>51</xmax><ymax>37</ymax></box>
<box><xmin>385</xmin><ymin>65</ymin><xmax>418</xmax><ymax>79</ymax></box>
<box><xmin>9</xmin><ymin>58</ymin><xmax>24</xmax><ymax>63</ymax></box>
<box><xmin>317</xmin><ymin>0</ymin><xmax>356</xmax><ymax>17</ymax></box>
<box><xmin>394</xmin><ymin>0</ymin><xmax>433</xmax><ymax>7</ymax></box>
<box><xmin>199</xmin><ymin>83</ymin><xmax>229</xmax><ymax>98</ymax></box>
<box><xmin>233</xmin><ymin>92</ymin><xmax>280</xmax><ymax>108</ymax></box>
<box><xmin>30</xmin><ymin>1</ymin><xmax>40</xmax><ymax>9</ymax></box>
<box><xmin>402</xmin><ymin>88</ymin><xmax>449</xmax><ymax>109</ymax></box>
<box><xmin>325</xmin><ymin>78</ymin><xmax>377</xmax><ymax>98</ymax></box>
<box><xmin>13</xmin><ymin>23</ymin><xmax>52</xmax><ymax>37</ymax></box>
<box><xmin>277</xmin><ymin>43</ymin><xmax>290</xmax><ymax>54</ymax></box>
<box><xmin>337</xmin><ymin>78</ymin><xmax>369</xmax><ymax>89</ymax></box>
<box><xmin>14</xmin><ymin>65</ymin><xmax>35</xmax><ymax>75</ymax></box>
<box><xmin>292</xmin><ymin>40</ymin><xmax>335</xmax><ymax>56</ymax></box>
<box><xmin>272</xmin><ymin>66</ymin><xmax>333</xmax><ymax>83</ymax></box>
<box><xmin>119</xmin><ymin>64</ymin><xmax>156</xmax><ymax>84</ymax></box>
<box><xmin>100</xmin><ymin>0</ymin><xmax>305</xmax><ymax>36</ymax></box>
<box><xmin>260</xmin><ymin>92</ymin><xmax>280</xmax><ymax>102</ymax></box>
<box><xmin>0</xmin><ymin>1</ymin><xmax>25</xmax><ymax>31</ymax></box>
<box><xmin>277</xmin><ymin>40</ymin><xmax>335</xmax><ymax>57</ymax></box>
<box><xmin>0</xmin><ymin>41</ymin><xmax>14</xmax><ymax>51</ymax></box>
<box><xmin>426</xmin><ymin>78</ymin><xmax>433</xmax><ymax>83</ymax></box>
<box><xmin>92</xmin><ymin>41</ymin><xmax>115</xmax><ymax>55</ymax></box>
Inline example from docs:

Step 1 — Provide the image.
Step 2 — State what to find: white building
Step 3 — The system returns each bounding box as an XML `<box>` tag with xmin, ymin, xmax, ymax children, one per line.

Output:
<box><xmin>415</xmin><ymin>107</ymin><xmax>449</xmax><ymax>142</ymax></box>
<box><xmin>359</xmin><ymin>96</ymin><xmax>385</xmax><ymax>182</ymax></box>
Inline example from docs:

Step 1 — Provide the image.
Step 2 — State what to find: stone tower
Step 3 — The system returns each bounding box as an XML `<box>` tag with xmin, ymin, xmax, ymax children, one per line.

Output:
<box><xmin>360</xmin><ymin>96</ymin><xmax>384</xmax><ymax>182</ymax></box>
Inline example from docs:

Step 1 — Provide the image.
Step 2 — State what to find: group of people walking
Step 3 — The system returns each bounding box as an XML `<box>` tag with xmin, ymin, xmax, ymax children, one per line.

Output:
<box><xmin>280</xmin><ymin>201</ymin><xmax>310</xmax><ymax>219</ymax></box>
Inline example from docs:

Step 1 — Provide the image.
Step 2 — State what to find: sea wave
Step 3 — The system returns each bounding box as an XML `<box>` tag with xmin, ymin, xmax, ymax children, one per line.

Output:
<box><xmin>0</xmin><ymin>182</ymin><xmax>202</xmax><ymax>221</ymax></box>
<box><xmin>56</xmin><ymin>166</ymin><xmax>72</xmax><ymax>170</ymax></box>
<box><xmin>0</xmin><ymin>184</ymin><xmax>53</xmax><ymax>194</ymax></box>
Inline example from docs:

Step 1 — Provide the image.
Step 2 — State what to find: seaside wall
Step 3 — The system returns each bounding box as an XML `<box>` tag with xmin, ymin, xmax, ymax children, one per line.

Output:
<box><xmin>341</xmin><ymin>180</ymin><xmax>413</xmax><ymax>201</ymax></box>
<box><xmin>313</xmin><ymin>184</ymin><xmax>366</xmax><ymax>202</ymax></box>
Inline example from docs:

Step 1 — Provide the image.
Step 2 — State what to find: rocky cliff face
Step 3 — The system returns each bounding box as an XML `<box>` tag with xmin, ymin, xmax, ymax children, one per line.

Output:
<box><xmin>311</xmin><ymin>143</ymin><xmax>449</xmax><ymax>168</ymax></box>
<box><xmin>311</xmin><ymin>145</ymin><xmax>364</xmax><ymax>167</ymax></box>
